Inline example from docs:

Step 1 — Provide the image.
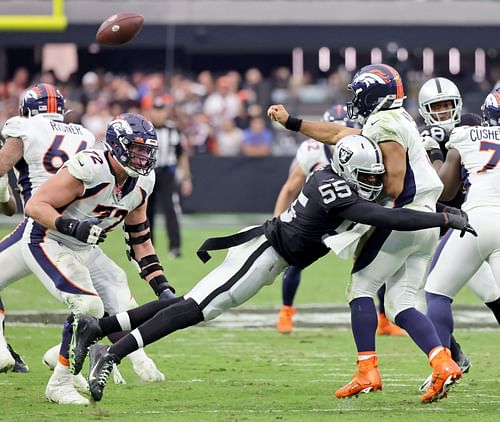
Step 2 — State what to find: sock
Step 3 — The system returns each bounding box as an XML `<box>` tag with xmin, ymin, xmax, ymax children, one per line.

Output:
<box><xmin>376</xmin><ymin>285</ymin><xmax>386</xmax><ymax>314</ymax></box>
<box><xmin>425</xmin><ymin>292</ymin><xmax>453</xmax><ymax>347</ymax></box>
<box><xmin>350</xmin><ymin>297</ymin><xmax>378</xmax><ymax>352</ymax></box>
<box><xmin>99</xmin><ymin>296</ymin><xmax>184</xmax><ymax>336</ymax></box>
<box><xmin>109</xmin><ymin>298</ymin><xmax>203</xmax><ymax>360</ymax></box>
<box><xmin>395</xmin><ymin>307</ymin><xmax>441</xmax><ymax>355</ymax></box>
<box><xmin>485</xmin><ymin>297</ymin><xmax>500</xmax><ymax>324</ymax></box>
<box><xmin>0</xmin><ymin>296</ymin><xmax>5</xmax><ymax>340</ymax></box>
<box><xmin>449</xmin><ymin>335</ymin><xmax>462</xmax><ymax>362</ymax></box>
<box><xmin>282</xmin><ymin>266</ymin><xmax>301</xmax><ymax>306</ymax></box>
<box><xmin>58</xmin><ymin>314</ymin><xmax>74</xmax><ymax>367</ymax></box>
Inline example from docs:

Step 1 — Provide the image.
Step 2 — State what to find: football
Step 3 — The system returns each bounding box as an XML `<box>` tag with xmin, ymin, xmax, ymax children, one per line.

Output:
<box><xmin>96</xmin><ymin>12</ymin><xmax>144</xmax><ymax>46</ymax></box>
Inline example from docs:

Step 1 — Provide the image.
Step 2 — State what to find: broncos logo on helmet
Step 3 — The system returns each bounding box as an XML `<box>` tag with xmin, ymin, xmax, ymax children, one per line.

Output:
<box><xmin>481</xmin><ymin>88</ymin><xmax>500</xmax><ymax>127</ymax></box>
<box><xmin>19</xmin><ymin>83</ymin><xmax>65</xmax><ymax>121</ymax></box>
<box><xmin>105</xmin><ymin>113</ymin><xmax>158</xmax><ymax>177</ymax></box>
<box><xmin>346</xmin><ymin>64</ymin><xmax>406</xmax><ymax>123</ymax></box>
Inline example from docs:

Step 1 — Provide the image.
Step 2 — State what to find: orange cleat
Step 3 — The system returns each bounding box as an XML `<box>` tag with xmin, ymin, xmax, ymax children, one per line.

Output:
<box><xmin>377</xmin><ymin>312</ymin><xmax>406</xmax><ymax>336</ymax></box>
<box><xmin>336</xmin><ymin>355</ymin><xmax>383</xmax><ymax>398</ymax></box>
<box><xmin>276</xmin><ymin>305</ymin><xmax>296</xmax><ymax>334</ymax></box>
<box><xmin>421</xmin><ymin>347</ymin><xmax>462</xmax><ymax>404</ymax></box>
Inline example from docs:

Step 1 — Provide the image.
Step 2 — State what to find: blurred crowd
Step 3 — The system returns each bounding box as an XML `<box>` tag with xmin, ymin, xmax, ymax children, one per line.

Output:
<box><xmin>1</xmin><ymin>64</ymin><xmax>498</xmax><ymax>157</ymax></box>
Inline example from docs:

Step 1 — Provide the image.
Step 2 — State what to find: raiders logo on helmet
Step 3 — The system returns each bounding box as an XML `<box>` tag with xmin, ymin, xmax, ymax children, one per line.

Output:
<box><xmin>338</xmin><ymin>146</ymin><xmax>353</xmax><ymax>164</ymax></box>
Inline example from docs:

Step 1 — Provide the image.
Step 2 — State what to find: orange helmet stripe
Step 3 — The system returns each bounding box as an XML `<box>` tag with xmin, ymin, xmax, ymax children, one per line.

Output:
<box><xmin>43</xmin><ymin>83</ymin><xmax>58</xmax><ymax>113</ymax></box>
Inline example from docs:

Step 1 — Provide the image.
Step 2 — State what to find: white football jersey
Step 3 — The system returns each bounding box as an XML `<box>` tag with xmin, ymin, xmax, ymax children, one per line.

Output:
<box><xmin>29</xmin><ymin>149</ymin><xmax>155</xmax><ymax>250</ymax></box>
<box><xmin>446</xmin><ymin>125</ymin><xmax>500</xmax><ymax>212</ymax></box>
<box><xmin>295</xmin><ymin>138</ymin><xmax>333</xmax><ymax>176</ymax></box>
<box><xmin>1</xmin><ymin>114</ymin><xmax>95</xmax><ymax>204</ymax></box>
<box><xmin>362</xmin><ymin>108</ymin><xmax>443</xmax><ymax>210</ymax></box>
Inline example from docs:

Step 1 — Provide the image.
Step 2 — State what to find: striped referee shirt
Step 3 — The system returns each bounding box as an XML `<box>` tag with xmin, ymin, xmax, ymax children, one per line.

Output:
<box><xmin>154</xmin><ymin>122</ymin><xmax>183</xmax><ymax>169</ymax></box>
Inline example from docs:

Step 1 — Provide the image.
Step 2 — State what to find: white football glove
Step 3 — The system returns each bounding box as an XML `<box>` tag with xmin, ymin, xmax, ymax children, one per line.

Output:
<box><xmin>422</xmin><ymin>135</ymin><xmax>440</xmax><ymax>151</ymax></box>
<box><xmin>0</xmin><ymin>174</ymin><xmax>10</xmax><ymax>203</ymax></box>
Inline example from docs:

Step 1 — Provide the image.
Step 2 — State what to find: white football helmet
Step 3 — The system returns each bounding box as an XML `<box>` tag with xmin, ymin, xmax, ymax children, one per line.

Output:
<box><xmin>331</xmin><ymin>134</ymin><xmax>385</xmax><ymax>201</ymax></box>
<box><xmin>418</xmin><ymin>77</ymin><xmax>462</xmax><ymax>132</ymax></box>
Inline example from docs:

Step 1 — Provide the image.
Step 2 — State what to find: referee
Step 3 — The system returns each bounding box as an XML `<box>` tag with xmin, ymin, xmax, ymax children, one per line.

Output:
<box><xmin>147</xmin><ymin>98</ymin><xmax>193</xmax><ymax>258</ymax></box>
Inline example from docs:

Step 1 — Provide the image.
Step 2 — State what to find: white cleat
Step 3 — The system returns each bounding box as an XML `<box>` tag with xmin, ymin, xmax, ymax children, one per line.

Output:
<box><xmin>128</xmin><ymin>349</ymin><xmax>165</xmax><ymax>382</ymax></box>
<box><xmin>0</xmin><ymin>342</ymin><xmax>15</xmax><ymax>373</ymax></box>
<box><xmin>45</xmin><ymin>364</ymin><xmax>89</xmax><ymax>405</ymax></box>
<box><xmin>73</xmin><ymin>373</ymin><xmax>89</xmax><ymax>392</ymax></box>
<box><xmin>42</xmin><ymin>344</ymin><xmax>60</xmax><ymax>370</ymax></box>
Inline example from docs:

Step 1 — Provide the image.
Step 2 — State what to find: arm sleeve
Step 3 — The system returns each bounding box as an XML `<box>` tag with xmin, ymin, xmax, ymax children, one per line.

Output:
<box><xmin>337</xmin><ymin>199</ymin><xmax>445</xmax><ymax>231</ymax></box>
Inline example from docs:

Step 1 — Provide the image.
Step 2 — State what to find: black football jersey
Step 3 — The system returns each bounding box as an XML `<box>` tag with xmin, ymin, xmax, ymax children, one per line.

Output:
<box><xmin>264</xmin><ymin>166</ymin><xmax>363</xmax><ymax>268</ymax></box>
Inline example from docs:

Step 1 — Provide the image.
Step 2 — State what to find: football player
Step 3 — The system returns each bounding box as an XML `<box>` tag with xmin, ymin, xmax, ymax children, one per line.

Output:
<box><xmin>275</xmin><ymin>105</ymin><xmax>356</xmax><ymax>334</ymax></box>
<box><xmin>68</xmin><ymin>134</ymin><xmax>474</xmax><ymax>403</ymax></box>
<box><xmin>418</xmin><ymin>78</ymin><xmax>500</xmax><ymax>386</ymax></box>
<box><xmin>425</xmin><ymin>89</ymin><xmax>500</xmax><ymax>387</ymax></box>
<box><xmin>0</xmin><ymin>83</ymin><xmax>95</xmax><ymax>375</ymax></box>
<box><xmin>0</xmin><ymin>137</ymin><xmax>19</xmax><ymax>373</ymax></box>
<box><xmin>0</xmin><ymin>95</ymin><xmax>166</xmax><ymax>402</ymax></box>
<box><xmin>268</xmin><ymin>64</ymin><xmax>465</xmax><ymax>403</ymax></box>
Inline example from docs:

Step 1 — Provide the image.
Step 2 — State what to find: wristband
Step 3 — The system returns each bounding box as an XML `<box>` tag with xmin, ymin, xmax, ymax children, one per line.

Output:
<box><xmin>284</xmin><ymin>116</ymin><xmax>303</xmax><ymax>132</ymax></box>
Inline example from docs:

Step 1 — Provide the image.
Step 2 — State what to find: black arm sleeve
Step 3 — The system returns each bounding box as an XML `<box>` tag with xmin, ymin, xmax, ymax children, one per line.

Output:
<box><xmin>337</xmin><ymin>199</ymin><xmax>446</xmax><ymax>231</ymax></box>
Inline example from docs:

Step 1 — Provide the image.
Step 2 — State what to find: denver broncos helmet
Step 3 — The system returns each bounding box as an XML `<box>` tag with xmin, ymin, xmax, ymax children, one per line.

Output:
<box><xmin>105</xmin><ymin>113</ymin><xmax>158</xmax><ymax>177</ymax></box>
<box><xmin>20</xmin><ymin>83</ymin><xmax>65</xmax><ymax>121</ymax></box>
<box><xmin>481</xmin><ymin>88</ymin><xmax>500</xmax><ymax>127</ymax></box>
<box><xmin>346</xmin><ymin>64</ymin><xmax>405</xmax><ymax>123</ymax></box>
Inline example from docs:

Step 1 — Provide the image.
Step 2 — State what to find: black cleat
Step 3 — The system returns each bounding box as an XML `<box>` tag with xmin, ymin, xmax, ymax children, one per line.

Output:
<box><xmin>69</xmin><ymin>315</ymin><xmax>103</xmax><ymax>375</ymax></box>
<box><xmin>7</xmin><ymin>344</ymin><xmax>29</xmax><ymax>373</ymax></box>
<box><xmin>88</xmin><ymin>344</ymin><xmax>120</xmax><ymax>402</ymax></box>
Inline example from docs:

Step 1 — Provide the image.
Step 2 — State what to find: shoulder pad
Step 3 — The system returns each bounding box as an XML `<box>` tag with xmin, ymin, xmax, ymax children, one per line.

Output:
<box><xmin>445</xmin><ymin>126</ymin><xmax>469</xmax><ymax>150</ymax></box>
<box><xmin>138</xmin><ymin>171</ymin><xmax>156</xmax><ymax>197</ymax></box>
<box><xmin>64</xmin><ymin>150</ymin><xmax>102</xmax><ymax>184</ymax></box>
<box><xmin>362</xmin><ymin>112</ymin><xmax>399</xmax><ymax>144</ymax></box>
<box><xmin>1</xmin><ymin>116</ymin><xmax>29</xmax><ymax>141</ymax></box>
<box><xmin>296</xmin><ymin>139</ymin><xmax>328</xmax><ymax>176</ymax></box>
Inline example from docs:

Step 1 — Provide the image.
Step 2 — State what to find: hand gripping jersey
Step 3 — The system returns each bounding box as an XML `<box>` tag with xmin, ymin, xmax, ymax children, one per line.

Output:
<box><xmin>446</xmin><ymin>125</ymin><xmax>500</xmax><ymax>212</ymax></box>
<box><xmin>1</xmin><ymin>115</ymin><xmax>95</xmax><ymax>204</ymax></box>
<box><xmin>362</xmin><ymin>108</ymin><xmax>443</xmax><ymax>209</ymax></box>
<box><xmin>295</xmin><ymin>138</ymin><xmax>333</xmax><ymax>176</ymax></box>
<box><xmin>27</xmin><ymin>149</ymin><xmax>155</xmax><ymax>250</ymax></box>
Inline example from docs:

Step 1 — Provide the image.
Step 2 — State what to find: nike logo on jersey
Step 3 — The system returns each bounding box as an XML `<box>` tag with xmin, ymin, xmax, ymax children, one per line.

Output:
<box><xmin>77</xmin><ymin>159</ymin><xmax>84</xmax><ymax>167</ymax></box>
<box><xmin>370</xmin><ymin>119</ymin><xmax>381</xmax><ymax>126</ymax></box>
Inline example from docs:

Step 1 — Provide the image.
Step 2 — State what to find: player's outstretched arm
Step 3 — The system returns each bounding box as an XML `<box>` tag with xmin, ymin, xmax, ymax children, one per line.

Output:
<box><xmin>337</xmin><ymin>199</ymin><xmax>476</xmax><ymax>236</ymax></box>
<box><xmin>438</xmin><ymin>148</ymin><xmax>462</xmax><ymax>201</ymax></box>
<box><xmin>124</xmin><ymin>201</ymin><xmax>176</xmax><ymax>300</ymax></box>
<box><xmin>267</xmin><ymin>104</ymin><xmax>359</xmax><ymax>144</ymax></box>
<box><xmin>0</xmin><ymin>137</ymin><xmax>23</xmax><ymax>177</ymax></box>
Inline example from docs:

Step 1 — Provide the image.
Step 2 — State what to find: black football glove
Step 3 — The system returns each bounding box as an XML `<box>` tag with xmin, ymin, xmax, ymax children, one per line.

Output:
<box><xmin>443</xmin><ymin>210</ymin><xmax>477</xmax><ymax>238</ymax></box>
<box><xmin>55</xmin><ymin>217</ymin><xmax>107</xmax><ymax>244</ymax></box>
<box><xmin>149</xmin><ymin>274</ymin><xmax>177</xmax><ymax>300</ymax></box>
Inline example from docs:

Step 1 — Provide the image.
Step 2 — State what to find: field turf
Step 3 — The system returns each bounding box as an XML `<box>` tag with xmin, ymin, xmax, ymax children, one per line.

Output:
<box><xmin>1</xmin><ymin>223</ymin><xmax>497</xmax><ymax>421</ymax></box>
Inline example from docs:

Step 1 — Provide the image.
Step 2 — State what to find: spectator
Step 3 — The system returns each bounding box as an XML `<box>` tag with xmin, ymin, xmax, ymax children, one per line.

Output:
<box><xmin>216</xmin><ymin>117</ymin><xmax>244</xmax><ymax>156</ymax></box>
<box><xmin>241</xmin><ymin>116</ymin><xmax>273</xmax><ymax>157</ymax></box>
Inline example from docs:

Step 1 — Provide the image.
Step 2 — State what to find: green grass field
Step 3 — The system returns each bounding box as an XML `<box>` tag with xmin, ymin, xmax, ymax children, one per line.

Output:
<box><xmin>1</xmin><ymin>222</ymin><xmax>497</xmax><ymax>421</ymax></box>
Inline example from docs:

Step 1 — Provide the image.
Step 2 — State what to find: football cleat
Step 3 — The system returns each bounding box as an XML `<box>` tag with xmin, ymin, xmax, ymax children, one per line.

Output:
<box><xmin>376</xmin><ymin>312</ymin><xmax>406</xmax><ymax>336</ymax></box>
<box><xmin>276</xmin><ymin>305</ymin><xmax>296</xmax><ymax>334</ymax></box>
<box><xmin>7</xmin><ymin>344</ymin><xmax>29</xmax><ymax>373</ymax></box>
<box><xmin>88</xmin><ymin>344</ymin><xmax>121</xmax><ymax>402</ymax></box>
<box><xmin>69</xmin><ymin>315</ymin><xmax>103</xmax><ymax>375</ymax></box>
<box><xmin>421</xmin><ymin>348</ymin><xmax>462</xmax><ymax>404</ymax></box>
<box><xmin>0</xmin><ymin>342</ymin><xmax>15</xmax><ymax>372</ymax></box>
<box><xmin>128</xmin><ymin>349</ymin><xmax>165</xmax><ymax>382</ymax></box>
<box><xmin>45</xmin><ymin>364</ymin><xmax>89</xmax><ymax>405</ymax></box>
<box><xmin>419</xmin><ymin>347</ymin><xmax>471</xmax><ymax>392</ymax></box>
<box><xmin>336</xmin><ymin>356</ymin><xmax>383</xmax><ymax>399</ymax></box>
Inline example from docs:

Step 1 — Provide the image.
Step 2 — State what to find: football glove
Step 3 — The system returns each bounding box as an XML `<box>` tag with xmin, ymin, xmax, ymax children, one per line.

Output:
<box><xmin>55</xmin><ymin>217</ymin><xmax>107</xmax><ymax>244</ymax></box>
<box><xmin>443</xmin><ymin>210</ymin><xmax>477</xmax><ymax>238</ymax></box>
<box><xmin>422</xmin><ymin>135</ymin><xmax>441</xmax><ymax>152</ymax></box>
